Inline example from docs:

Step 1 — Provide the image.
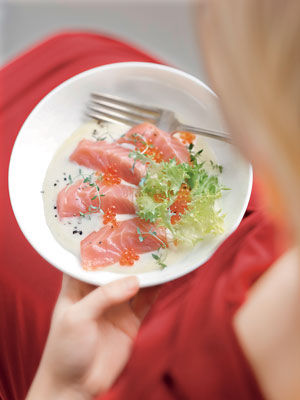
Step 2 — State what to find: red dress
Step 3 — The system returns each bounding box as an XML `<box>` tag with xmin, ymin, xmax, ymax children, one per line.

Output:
<box><xmin>0</xmin><ymin>32</ymin><xmax>283</xmax><ymax>400</ymax></box>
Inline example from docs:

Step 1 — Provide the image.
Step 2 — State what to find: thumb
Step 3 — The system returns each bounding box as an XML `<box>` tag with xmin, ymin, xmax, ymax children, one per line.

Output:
<box><xmin>74</xmin><ymin>276</ymin><xmax>139</xmax><ymax>319</ymax></box>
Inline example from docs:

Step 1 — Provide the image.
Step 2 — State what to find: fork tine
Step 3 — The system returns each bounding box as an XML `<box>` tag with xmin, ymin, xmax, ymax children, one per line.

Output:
<box><xmin>87</xmin><ymin>105</ymin><xmax>141</xmax><ymax>127</ymax></box>
<box><xmin>91</xmin><ymin>93</ymin><xmax>161</xmax><ymax>116</ymax></box>
<box><xmin>90</xmin><ymin>99</ymin><xmax>157</xmax><ymax>124</ymax></box>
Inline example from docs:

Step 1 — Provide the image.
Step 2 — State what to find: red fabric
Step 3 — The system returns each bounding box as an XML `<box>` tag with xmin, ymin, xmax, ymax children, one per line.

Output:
<box><xmin>0</xmin><ymin>31</ymin><xmax>283</xmax><ymax>400</ymax></box>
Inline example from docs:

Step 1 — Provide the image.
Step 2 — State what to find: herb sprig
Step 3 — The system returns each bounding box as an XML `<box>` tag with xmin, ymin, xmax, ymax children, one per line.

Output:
<box><xmin>68</xmin><ymin>169</ymin><xmax>105</xmax><ymax>218</ymax></box>
<box><xmin>152</xmin><ymin>245</ymin><xmax>167</xmax><ymax>269</ymax></box>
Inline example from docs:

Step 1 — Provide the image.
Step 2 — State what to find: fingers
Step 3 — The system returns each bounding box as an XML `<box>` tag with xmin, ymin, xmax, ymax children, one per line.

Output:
<box><xmin>60</xmin><ymin>274</ymin><xmax>97</xmax><ymax>302</ymax></box>
<box><xmin>130</xmin><ymin>285</ymin><xmax>161</xmax><ymax>321</ymax></box>
<box><xmin>74</xmin><ymin>276</ymin><xmax>140</xmax><ymax>320</ymax></box>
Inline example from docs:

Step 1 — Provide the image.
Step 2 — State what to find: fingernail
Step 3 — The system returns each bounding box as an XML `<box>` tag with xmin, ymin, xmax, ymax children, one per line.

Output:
<box><xmin>124</xmin><ymin>276</ymin><xmax>139</xmax><ymax>292</ymax></box>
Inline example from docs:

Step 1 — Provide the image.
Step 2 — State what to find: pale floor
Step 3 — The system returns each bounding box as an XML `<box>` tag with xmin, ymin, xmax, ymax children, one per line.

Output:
<box><xmin>0</xmin><ymin>1</ymin><xmax>207</xmax><ymax>82</ymax></box>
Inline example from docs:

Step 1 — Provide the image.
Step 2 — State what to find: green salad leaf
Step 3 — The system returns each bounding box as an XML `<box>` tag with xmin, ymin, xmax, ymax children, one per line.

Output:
<box><xmin>135</xmin><ymin>149</ymin><xmax>227</xmax><ymax>246</ymax></box>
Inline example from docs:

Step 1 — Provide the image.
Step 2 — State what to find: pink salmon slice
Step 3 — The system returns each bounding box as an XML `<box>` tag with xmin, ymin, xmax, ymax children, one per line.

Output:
<box><xmin>57</xmin><ymin>179</ymin><xmax>136</xmax><ymax>218</ymax></box>
<box><xmin>117</xmin><ymin>122</ymin><xmax>190</xmax><ymax>163</ymax></box>
<box><xmin>81</xmin><ymin>217</ymin><xmax>167</xmax><ymax>270</ymax></box>
<box><xmin>70</xmin><ymin>139</ymin><xmax>146</xmax><ymax>185</ymax></box>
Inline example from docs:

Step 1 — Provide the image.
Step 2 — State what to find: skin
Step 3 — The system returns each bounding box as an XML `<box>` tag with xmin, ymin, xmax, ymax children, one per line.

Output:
<box><xmin>26</xmin><ymin>275</ymin><xmax>159</xmax><ymax>400</ymax></box>
<box><xmin>234</xmin><ymin>249</ymin><xmax>300</xmax><ymax>400</ymax></box>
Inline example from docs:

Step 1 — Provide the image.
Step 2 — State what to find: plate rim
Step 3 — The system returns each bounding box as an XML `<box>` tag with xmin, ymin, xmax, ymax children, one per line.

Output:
<box><xmin>8</xmin><ymin>61</ymin><xmax>253</xmax><ymax>287</ymax></box>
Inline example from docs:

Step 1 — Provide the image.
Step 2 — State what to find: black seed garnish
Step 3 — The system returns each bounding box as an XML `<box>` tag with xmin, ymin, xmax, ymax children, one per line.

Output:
<box><xmin>64</xmin><ymin>178</ymin><xmax>67</xmax><ymax>181</ymax></box>
<box><xmin>54</xmin><ymin>183</ymin><xmax>57</xmax><ymax>187</ymax></box>
<box><xmin>54</xmin><ymin>215</ymin><xmax>57</xmax><ymax>218</ymax></box>
<box><xmin>73</xmin><ymin>230</ymin><xmax>77</xmax><ymax>234</ymax></box>
<box><xmin>79</xmin><ymin>231</ymin><xmax>82</xmax><ymax>235</ymax></box>
<box><xmin>98</xmin><ymin>241</ymin><xmax>102</xmax><ymax>244</ymax></box>
<box><xmin>54</xmin><ymin>206</ymin><xmax>57</xmax><ymax>209</ymax></box>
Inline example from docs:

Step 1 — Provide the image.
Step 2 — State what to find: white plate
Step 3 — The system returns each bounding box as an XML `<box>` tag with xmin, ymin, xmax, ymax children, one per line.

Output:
<box><xmin>9</xmin><ymin>62</ymin><xmax>252</xmax><ymax>287</ymax></box>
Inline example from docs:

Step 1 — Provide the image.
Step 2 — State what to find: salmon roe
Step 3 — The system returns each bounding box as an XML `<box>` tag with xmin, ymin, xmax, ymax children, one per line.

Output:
<box><xmin>153</xmin><ymin>193</ymin><xmax>168</xmax><ymax>203</ymax></box>
<box><xmin>102</xmin><ymin>166</ymin><xmax>121</xmax><ymax>185</ymax></box>
<box><xmin>144</xmin><ymin>145</ymin><xmax>164</xmax><ymax>163</ymax></box>
<box><xmin>130</xmin><ymin>134</ymin><xmax>163</xmax><ymax>163</ymax></box>
<box><xmin>103</xmin><ymin>205</ymin><xmax>118</xmax><ymax>227</ymax></box>
<box><xmin>119</xmin><ymin>248</ymin><xmax>140</xmax><ymax>266</ymax></box>
<box><xmin>169</xmin><ymin>183</ymin><xmax>191</xmax><ymax>224</ymax></box>
<box><xmin>179</xmin><ymin>131</ymin><xmax>196</xmax><ymax>145</ymax></box>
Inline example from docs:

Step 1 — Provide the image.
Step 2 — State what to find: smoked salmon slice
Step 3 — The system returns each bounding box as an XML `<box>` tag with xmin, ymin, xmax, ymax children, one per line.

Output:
<box><xmin>117</xmin><ymin>122</ymin><xmax>190</xmax><ymax>163</ymax></box>
<box><xmin>70</xmin><ymin>139</ymin><xmax>146</xmax><ymax>185</ymax></box>
<box><xmin>81</xmin><ymin>218</ymin><xmax>167</xmax><ymax>270</ymax></box>
<box><xmin>57</xmin><ymin>179</ymin><xmax>136</xmax><ymax>218</ymax></box>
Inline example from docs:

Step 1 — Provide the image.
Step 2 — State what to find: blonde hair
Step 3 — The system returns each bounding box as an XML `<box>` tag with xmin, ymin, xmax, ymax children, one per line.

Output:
<box><xmin>197</xmin><ymin>0</ymin><xmax>300</xmax><ymax>245</ymax></box>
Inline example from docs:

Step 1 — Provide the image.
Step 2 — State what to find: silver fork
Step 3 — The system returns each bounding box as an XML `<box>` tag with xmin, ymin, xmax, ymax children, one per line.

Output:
<box><xmin>87</xmin><ymin>93</ymin><xmax>230</xmax><ymax>142</ymax></box>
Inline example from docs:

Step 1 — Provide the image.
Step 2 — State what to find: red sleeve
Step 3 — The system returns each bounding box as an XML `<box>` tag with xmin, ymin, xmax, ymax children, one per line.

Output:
<box><xmin>100</xmin><ymin>200</ymin><xmax>285</xmax><ymax>400</ymax></box>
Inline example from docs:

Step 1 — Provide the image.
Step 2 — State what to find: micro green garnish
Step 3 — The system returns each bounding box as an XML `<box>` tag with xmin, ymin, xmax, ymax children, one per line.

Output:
<box><xmin>136</xmin><ymin>227</ymin><xmax>144</xmax><ymax>242</ymax></box>
<box><xmin>68</xmin><ymin>170</ymin><xmax>105</xmax><ymax>217</ymax></box>
<box><xmin>92</xmin><ymin>127</ymin><xmax>108</xmax><ymax>142</ymax></box>
<box><xmin>189</xmin><ymin>147</ymin><xmax>203</xmax><ymax>165</ymax></box>
<box><xmin>136</xmin><ymin>150</ymin><xmax>227</xmax><ymax>246</ymax></box>
<box><xmin>129</xmin><ymin>147</ymin><xmax>156</xmax><ymax>172</ymax></box>
<box><xmin>152</xmin><ymin>247</ymin><xmax>167</xmax><ymax>269</ymax></box>
<box><xmin>148</xmin><ymin>228</ymin><xmax>167</xmax><ymax>248</ymax></box>
<box><xmin>188</xmin><ymin>142</ymin><xmax>202</xmax><ymax>164</ymax></box>
<box><xmin>127</xmin><ymin>133</ymin><xmax>148</xmax><ymax>147</ymax></box>
<box><xmin>79</xmin><ymin>211</ymin><xmax>91</xmax><ymax>220</ymax></box>
<box><xmin>210</xmin><ymin>160</ymin><xmax>223</xmax><ymax>174</ymax></box>
<box><xmin>136</xmin><ymin>227</ymin><xmax>167</xmax><ymax>248</ymax></box>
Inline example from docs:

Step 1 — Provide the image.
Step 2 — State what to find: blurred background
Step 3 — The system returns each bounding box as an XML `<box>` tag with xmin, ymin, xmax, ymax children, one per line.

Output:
<box><xmin>0</xmin><ymin>0</ymin><xmax>206</xmax><ymax>80</ymax></box>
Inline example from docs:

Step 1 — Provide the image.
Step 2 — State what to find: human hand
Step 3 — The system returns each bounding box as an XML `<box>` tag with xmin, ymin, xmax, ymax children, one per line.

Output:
<box><xmin>26</xmin><ymin>274</ymin><xmax>159</xmax><ymax>400</ymax></box>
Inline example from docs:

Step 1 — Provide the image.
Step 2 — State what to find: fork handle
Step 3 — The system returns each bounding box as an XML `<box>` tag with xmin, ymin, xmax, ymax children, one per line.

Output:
<box><xmin>174</xmin><ymin>123</ymin><xmax>231</xmax><ymax>142</ymax></box>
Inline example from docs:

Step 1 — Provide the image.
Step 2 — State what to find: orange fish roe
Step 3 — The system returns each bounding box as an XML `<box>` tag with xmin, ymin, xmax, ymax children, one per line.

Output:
<box><xmin>153</xmin><ymin>193</ymin><xmax>167</xmax><ymax>203</ymax></box>
<box><xmin>119</xmin><ymin>248</ymin><xmax>140</xmax><ymax>266</ymax></box>
<box><xmin>179</xmin><ymin>131</ymin><xmax>196</xmax><ymax>145</ymax></box>
<box><xmin>144</xmin><ymin>146</ymin><xmax>164</xmax><ymax>163</ymax></box>
<box><xmin>102</xmin><ymin>166</ymin><xmax>121</xmax><ymax>185</ymax></box>
<box><xmin>130</xmin><ymin>134</ymin><xmax>164</xmax><ymax>163</ymax></box>
<box><xmin>103</xmin><ymin>205</ymin><xmax>118</xmax><ymax>227</ymax></box>
<box><xmin>169</xmin><ymin>183</ymin><xmax>191</xmax><ymax>224</ymax></box>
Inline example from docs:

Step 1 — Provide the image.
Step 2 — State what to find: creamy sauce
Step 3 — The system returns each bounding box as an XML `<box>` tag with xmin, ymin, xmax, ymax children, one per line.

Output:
<box><xmin>43</xmin><ymin>121</ymin><xmax>218</xmax><ymax>274</ymax></box>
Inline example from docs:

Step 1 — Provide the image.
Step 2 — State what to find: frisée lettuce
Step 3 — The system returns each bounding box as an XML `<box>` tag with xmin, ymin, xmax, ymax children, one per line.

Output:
<box><xmin>131</xmin><ymin>148</ymin><xmax>227</xmax><ymax>247</ymax></box>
